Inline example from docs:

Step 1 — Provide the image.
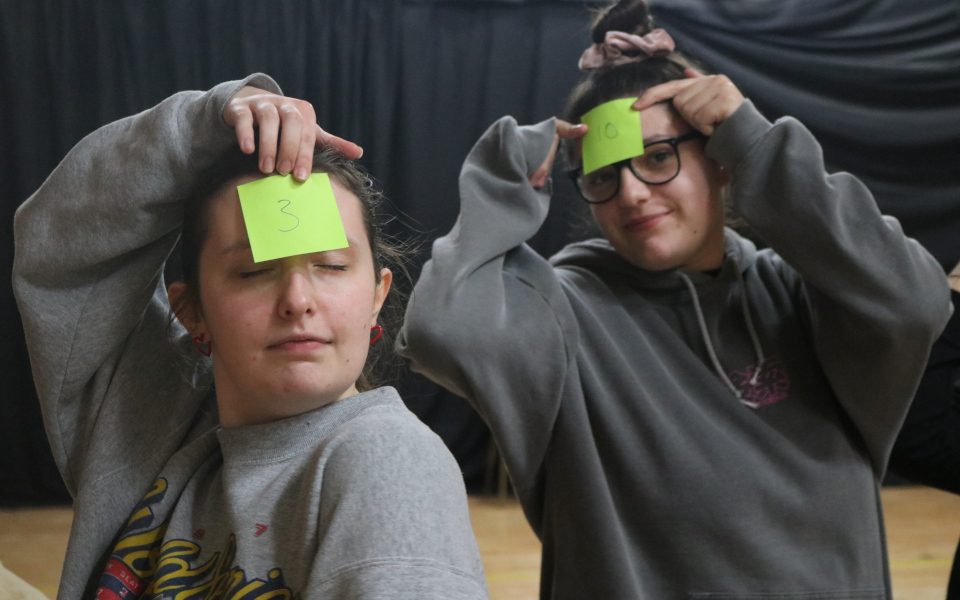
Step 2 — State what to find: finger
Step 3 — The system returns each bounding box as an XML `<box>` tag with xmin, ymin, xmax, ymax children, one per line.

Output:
<box><xmin>228</xmin><ymin>104</ymin><xmax>257</xmax><ymax>154</ymax></box>
<box><xmin>674</xmin><ymin>76</ymin><xmax>743</xmax><ymax>134</ymax></box>
<box><xmin>530</xmin><ymin>134</ymin><xmax>561</xmax><ymax>189</ymax></box>
<box><xmin>667</xmin><ymin>82</ymin><xmax>719</xmax><ymax>134</ymax></box>
<box><xmin>557</xmin><ymin>120</ymin><xmax>588</xmax><ymax>140</ymax></box>
<box><xmin>632</xmin><ymin>78</ymin><xmax>700</xmax><ymax>112</ymax></box>
<box><xmin>671</xmin><ymin>78</ymin><xmax>715</xmax><ymax>115</ymax></box>
<box><xmin>529</xmin><ymin>168</ymin><xmax>551</xmax><ymax>189</ymax></box>
<box><xmin>293</xmin><ymin>102</ymin><xmax>317</xmax><ymax>180</ymax></box>
<box><xmin>682</xmin><ymin>91</ymin><xmax>725</xmax><ymax>135</ymax></box>
<box><xmin>294</xmin><ymin>126</ymin><xmax>317</xmax><ymax>182</ymax></box>
<box><xmin>316</xmin><ymin>125</ymin><xmax>364</xmax><ymax>160</ymax></box>
<box><xmin>275</xmin><ymin>103</ymin><xmax>304</xmax><ymax>176</ymax></box>
<box><xmin>253</xmin><ymin>101</ymin><xmax>281</xmax><ymax>173</ymax></box>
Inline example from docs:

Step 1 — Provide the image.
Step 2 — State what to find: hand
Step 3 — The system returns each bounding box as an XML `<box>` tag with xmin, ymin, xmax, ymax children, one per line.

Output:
<box><xmin>632</xmin><ymin>68</ymin><xmax>744</xmax><ymax>136</ymax></box>
<box><xmin>529</xmin><ymin>119</ymin><xmax>588</xmax><ymax>189</ymax></box>
<box><xmin>223</xmin><ymin>87</ymin><xmax>363</xmax><ymax>181</ymax></box>
<box><xmin>948</xmin><ymin>260</ymin><xmax>960</xmax><ymax>293</ymax></box>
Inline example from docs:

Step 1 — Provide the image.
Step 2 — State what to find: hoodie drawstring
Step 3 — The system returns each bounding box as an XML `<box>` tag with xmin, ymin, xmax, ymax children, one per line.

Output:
<box><xmin>734</xmin><ymin>267</ymin><xmax>766</xmax><ymax>386</ymax></box>
<box><xmin>678</xmin><ymin>271</ymin><xmax>766</xmax><ymax>407</ymax></box>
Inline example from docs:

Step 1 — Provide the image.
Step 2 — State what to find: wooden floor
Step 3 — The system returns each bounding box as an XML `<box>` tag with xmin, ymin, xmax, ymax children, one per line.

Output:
<box><xmin>0</xmin><ymin>486</ymin><xmax>956</xmax><ymax>599</ymax></box>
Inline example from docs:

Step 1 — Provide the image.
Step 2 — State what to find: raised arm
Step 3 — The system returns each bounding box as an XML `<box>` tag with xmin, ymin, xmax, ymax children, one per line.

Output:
<box><xmin>396</xmin><ymin>117</ymin><xmax>582</xmax><ymax>493</ymax></box>
<box><xmin>12</xmin><ymin>75</ymin><xmax>360</xmax><ymax>495</ymax></box>
<box><xmin>639</xmin><ymin>72</ymin><xmax>952</xmax><ymax>473</ymax></box>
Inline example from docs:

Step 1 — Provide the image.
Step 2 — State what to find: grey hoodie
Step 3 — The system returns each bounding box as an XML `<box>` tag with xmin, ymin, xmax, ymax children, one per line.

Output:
<box><xmin>13</xmin><ymin>75</ymin><xmax>487</xmax><ymax>599</ymax></box>
<box><xmin>397</xmin><ymin>101</ymin><xmax>951</xmax><ymax>599</ymax></box>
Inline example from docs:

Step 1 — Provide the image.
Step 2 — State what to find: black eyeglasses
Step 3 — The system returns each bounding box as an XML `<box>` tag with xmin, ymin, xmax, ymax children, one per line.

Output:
<box><xmin>567</xmin><ymin>131</ymin><xmax>706</xmax><ymax>204</ymax></box>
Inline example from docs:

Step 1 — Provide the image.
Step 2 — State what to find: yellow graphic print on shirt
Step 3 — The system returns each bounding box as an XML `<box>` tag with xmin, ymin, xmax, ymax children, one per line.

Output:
<box><xmin>95</xmin><ymin>478</ymin><xmax>294</xmax><ymax>599</ymax></box>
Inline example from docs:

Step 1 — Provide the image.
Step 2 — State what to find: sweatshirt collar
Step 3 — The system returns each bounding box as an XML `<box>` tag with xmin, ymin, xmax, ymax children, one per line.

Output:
<box><xmin>551</xmin><ymin>228</ymin><xmax>757</xmax><ymax>290</ymax></box>
<box><xmin>216</xmin><ymin>386</ymin><xmax>403</xmax><ymax>466</ymax></box>
<box><xmin>551</xmin><ymin>230</ymin><xmax>766</xmax><ymax>406</ymax></box>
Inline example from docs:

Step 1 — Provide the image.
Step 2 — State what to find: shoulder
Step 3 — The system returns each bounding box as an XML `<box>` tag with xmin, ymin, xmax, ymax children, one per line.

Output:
<box><xmin>321</xmin><ymin>392</ymin><xmax>464</xmax><ymax>496</ymax></box>
<box><xmin>309</xmin><ymin>390</ymin><xmax>484</xmax><ymax>593</ymax></box>
<box><xmin>733</xmin><ymin>242</ymin><xmax>808</xmax><ymax>315</ymax></box>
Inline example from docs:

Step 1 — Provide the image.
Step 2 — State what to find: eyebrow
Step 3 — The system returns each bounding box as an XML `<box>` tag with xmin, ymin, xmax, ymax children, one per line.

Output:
<box><xmin>642</xmin><ymin>129</ymin><xmax>699</xmax><ymax>146</ymax></box>
<box><xmin>221</xmin><ymin>240</ymin><xmax>252</xmax><ymax>255</ymax></box>
<box><xmin>642</xmin><ymin>135</ymin><xmax>675</xmax><ymax>145</ymax></box>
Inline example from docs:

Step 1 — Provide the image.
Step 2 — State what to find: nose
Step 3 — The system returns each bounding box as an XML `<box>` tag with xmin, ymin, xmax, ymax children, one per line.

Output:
<box><xmin>277</xmin><ymin>269</ymin><xmax>316</xmax><ymax>320</ymax></box>
<box><xmin>614</xmin><ymin>165</ymin><xmax>652</xmax><ymax>206</ymax></box>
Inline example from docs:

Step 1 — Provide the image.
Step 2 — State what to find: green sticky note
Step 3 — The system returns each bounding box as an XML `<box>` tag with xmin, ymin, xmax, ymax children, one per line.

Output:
<box><xmin>580</xmin><ymin>98</ymin><xmax>644</xmax><ymax>175</ymax></box>
<box><xmin>236</xmin><ymin>173</ymin><xmax>348</xmax><ymax>263</ymax></box>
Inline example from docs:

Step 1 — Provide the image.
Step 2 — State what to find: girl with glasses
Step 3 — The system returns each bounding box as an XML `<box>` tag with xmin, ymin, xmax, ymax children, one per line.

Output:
<box><xmin>397</xmin><ymin>0</ymin><xmax>950</xmax><ymax>598</ymax></box>
<box><xmin>13</xmin><ymin>75</ymin><xmax>487</xmax><ymax>599</ymax></box>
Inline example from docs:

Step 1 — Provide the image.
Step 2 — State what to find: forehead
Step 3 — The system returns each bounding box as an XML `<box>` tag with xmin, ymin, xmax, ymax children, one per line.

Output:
<box><xmin>637</xmin><ymin>103</ymin><xmax>685</xmax><ymax>138</ymax></box>
<box><xmin>204</xmin><ymin>174</ymin><xmax>369</xmax><ymax>253</ymax></box>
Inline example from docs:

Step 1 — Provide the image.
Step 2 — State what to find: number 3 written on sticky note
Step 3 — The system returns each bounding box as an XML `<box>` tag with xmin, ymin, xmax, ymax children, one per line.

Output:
<box><xmin>580</xmin><ymin>97</ymin><xmax>644</xmax><ymax>175</ymax></box>
<box><xmin>236</xmin><ymin>173</ymin><xmax>349</xmax><ymax>263</ymax></box>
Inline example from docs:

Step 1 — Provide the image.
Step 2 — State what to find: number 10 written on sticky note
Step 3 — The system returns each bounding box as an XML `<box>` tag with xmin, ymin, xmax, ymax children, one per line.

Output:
<box><xmin>580</xmin><ymin>97</ymin><xmax>644</xmax><ymax>175</ymax></box>
<box><xmin>236</xmin><ymin>173</ymin><xmax>349</xmax><ymax>263</ymax></box>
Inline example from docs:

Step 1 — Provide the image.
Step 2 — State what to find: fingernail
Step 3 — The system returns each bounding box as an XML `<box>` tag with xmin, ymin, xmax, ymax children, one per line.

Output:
<box><xmin>261</xmin><ymin>158</ymin><xmax>274</xmax><ymax>173</ymax></box>
<box><xmin>277</xmin><ymin>160</ymin><xmax>292</xmax><ymax>174</ymax></box>
<box><xmin>294</xmin><ymin>167</ymin><xmax>309</xmax><ymax>181</ymax></box>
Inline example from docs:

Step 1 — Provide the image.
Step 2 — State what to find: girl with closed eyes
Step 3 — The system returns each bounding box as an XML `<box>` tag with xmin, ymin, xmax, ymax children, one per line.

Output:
<box><xmin>14</xmin><ymin>74</ymin><xmax>487</xmax><ymax>599</ymax></box>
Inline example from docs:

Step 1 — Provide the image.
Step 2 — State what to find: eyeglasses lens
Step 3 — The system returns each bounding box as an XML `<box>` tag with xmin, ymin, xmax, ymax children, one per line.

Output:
<box><xmin>577</xmin><ymin>141</ymin><xmax>680</xmax><ymax>204</ymax></box>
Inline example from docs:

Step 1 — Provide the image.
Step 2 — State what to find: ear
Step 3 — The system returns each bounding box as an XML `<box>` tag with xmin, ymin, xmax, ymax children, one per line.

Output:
<box><xmin>167</xmin><ymin>282</ymin><xmax>205</xmax><ymax>336</ymax></box>
<box><xmin>370</xmin><ymin>268</ymin><xmax>393</xmax><ymax>326</ymax></box>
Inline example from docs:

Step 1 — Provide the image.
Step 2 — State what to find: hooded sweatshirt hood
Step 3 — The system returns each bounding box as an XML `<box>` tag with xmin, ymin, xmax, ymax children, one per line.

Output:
<box><xmin>551</xmin><ymin>229</ymin><xmax>768</xmax><ymax>405</ymax></box>
<box><xmin>549</xmin><ymin>228</ymin><xmax>758</xmax><ymax>287</ymax></box>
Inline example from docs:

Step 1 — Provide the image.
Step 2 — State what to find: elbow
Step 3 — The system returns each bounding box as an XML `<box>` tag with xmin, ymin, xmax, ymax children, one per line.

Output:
<box><xmin>888</xmin><ymin>277</ymin><xmax>952</xmax><ymax>351</ymax></box>
<box><xmin>396</xmin><ymin>291</ymin><xmax>475</xmax><ymax>367</ymax></box>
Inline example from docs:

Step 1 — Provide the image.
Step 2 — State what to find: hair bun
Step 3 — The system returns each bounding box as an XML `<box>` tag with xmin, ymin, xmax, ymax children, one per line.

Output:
<box><xmin>591</xmin><ymin>0</ymin><xmax>655</xmax><ymax>43</ymax></box>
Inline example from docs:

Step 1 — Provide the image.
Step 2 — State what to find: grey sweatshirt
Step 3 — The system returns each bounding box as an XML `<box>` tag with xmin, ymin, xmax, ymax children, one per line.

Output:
<box><xmin>397</xmin><ymin>101</ymin><xmax>951</xmax><ymax>599</ymax></box>
<box><xmin>13</xmin><ymin>75</ymin><xmax>487</xmax><ymax>599</ymax></box>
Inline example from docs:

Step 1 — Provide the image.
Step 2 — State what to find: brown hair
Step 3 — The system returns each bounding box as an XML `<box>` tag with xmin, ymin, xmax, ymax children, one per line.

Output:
<box><xmin>561</xmin><ymin>0</ymin><xmax>701</xmax><ymax>167</ymax></box>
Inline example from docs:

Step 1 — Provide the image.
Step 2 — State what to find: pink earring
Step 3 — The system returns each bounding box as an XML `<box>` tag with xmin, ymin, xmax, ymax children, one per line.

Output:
<box><xmin>369</xmin><ymin>324</ymin><xmax>384</xmax><ymax>346</ymax></box>
<box><xmin>192</xmin><ymin>335</ymin><xmax>212</xmax><ymax>357</ymax></box>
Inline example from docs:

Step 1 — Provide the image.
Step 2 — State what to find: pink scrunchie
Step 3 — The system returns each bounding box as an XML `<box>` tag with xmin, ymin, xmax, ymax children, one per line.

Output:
<box><xmin>577</xmin><ymin>29</ymin><xmax>676</xmax><ymax>71</ymax></box>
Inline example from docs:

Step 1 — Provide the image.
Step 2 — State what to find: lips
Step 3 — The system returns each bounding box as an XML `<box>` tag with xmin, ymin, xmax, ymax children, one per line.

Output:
<box><xmin>624</xmin><ymin>209</ymin><xmax>672</xmax><ymax>232</ymax></box>
<box><xmin>267</xmin><ymin>334</ymin><xmax>330</xmax><ymax>351</ymax></box>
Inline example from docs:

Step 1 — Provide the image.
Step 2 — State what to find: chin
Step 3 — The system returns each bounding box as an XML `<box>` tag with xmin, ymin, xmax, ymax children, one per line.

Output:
<box><xmin>269</xmin><ymin>379</ymin><xmax>344</xmax><ymax>405</ymax></box>
<box><xmin>629</xmin><ymin>250</ymin><xmax>682</xmax><ymax>272</ymax></box>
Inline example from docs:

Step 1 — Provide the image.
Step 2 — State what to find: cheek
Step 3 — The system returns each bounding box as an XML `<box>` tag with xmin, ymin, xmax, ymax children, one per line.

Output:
<box><xmin>590</xmin><ymin>205</ymin><xmax>618</xmax><ymax>235</ymax></box>
<box><xmin>333</xmin><ymin>299</ymin><xmax>377</xmax><ymax>365</ymax></box>
<box><xmin>202</xmin><ymin>288</ymin><xmax>269</xmax><ymax>339</ymax></box>
<box><xmin>673</xmin><ymin>177</ymin><xmax>720</xmax><ymax>224</ymax></box>
<box><xmin>336</xmin><ymin>284</ymin><xmax>379</xmax><ymax>327</ymax></box>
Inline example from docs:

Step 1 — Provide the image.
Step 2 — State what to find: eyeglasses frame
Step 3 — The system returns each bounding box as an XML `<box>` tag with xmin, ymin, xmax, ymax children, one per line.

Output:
<box><xmin>567</xmin><ymin>130</ymin><xmax>707</xmax><ymax>205</ymax></box>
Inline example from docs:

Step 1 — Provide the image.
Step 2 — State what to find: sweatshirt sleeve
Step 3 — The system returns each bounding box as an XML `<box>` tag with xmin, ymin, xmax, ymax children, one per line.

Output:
<box><xmin>708</xmin><ymin>100</ymin><xmax>952</xmax><ymax>475</ymax></box>
<box><xmin>396</xmin><ymin>116</ymin><xmax>580</xmax><ymax>494</ymax></box>
<box><xmin>12</xmin><ymin>74</ymin><xmax>281</xmax><ymax>496</ymax></box>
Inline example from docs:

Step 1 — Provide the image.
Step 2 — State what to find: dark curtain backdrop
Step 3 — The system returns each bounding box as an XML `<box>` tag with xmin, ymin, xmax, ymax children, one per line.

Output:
<box><xmin>2</xmin><ymin>0</ymin><xmax>958</xmax><ymax>505</ymax></box>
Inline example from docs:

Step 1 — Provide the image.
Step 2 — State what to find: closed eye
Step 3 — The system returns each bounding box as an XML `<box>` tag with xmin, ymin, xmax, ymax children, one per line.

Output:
<box><xmin>315</xmin><ymin>264</ymin><xmax>347</xmax><ymax>271</ymax></box>
<box><xmin>239</xmin><ymin>268</ymin><xmax>272</xmax><ymax>279</ymax></box>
